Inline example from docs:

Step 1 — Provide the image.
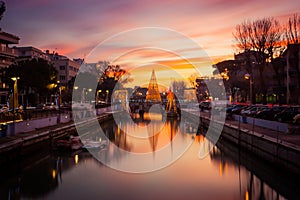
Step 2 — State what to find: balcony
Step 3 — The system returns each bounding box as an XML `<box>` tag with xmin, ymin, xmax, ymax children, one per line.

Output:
<box><xmin>0</xmin><ymin>31</ymin><xmax>19</xmax><ymax>44</ymax></box>
<box><xmin>0</xmin><ymin>46</ymin><xmax>17</xmax><ymax>57</ymax></box>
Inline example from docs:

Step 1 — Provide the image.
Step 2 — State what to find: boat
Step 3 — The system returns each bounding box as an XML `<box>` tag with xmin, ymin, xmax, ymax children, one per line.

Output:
<box><xmin>53</xmin><ymin>136</ymin><xmax>83</xmax><ymax>150</ymax></box>
<box><xmin>72</xmin><ymin>102</ymin><xmax>92</xmax><ymax>110</ymax></box>
<box><xmin>81</xmin><ymin>139</ymin><xmax>108</xmax><ymax>150</ymax></box>
<box><xmin>70</xmin><ymin>136</ymin><xmax>83</xmax><ymax>150</ymax></box>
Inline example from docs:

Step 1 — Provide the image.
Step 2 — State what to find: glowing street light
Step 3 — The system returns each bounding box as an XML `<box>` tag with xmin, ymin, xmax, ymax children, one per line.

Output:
<box><xmin>11</xmin><ymin>77</ymin><xmax>19</xmax><ymax>81</ymax></box>
<box><xmin>105</xmin><ymin>90</ymin><xmax>109</xmax><ymax>104</ymax></box>
<box><xmin>11</xmin><ymin>77</ymin><xmax>19</xmax><ymax>135</ymax></box>
<box><xmin>56</xmin><ymin>81</ymin><xmax>62</xmax><ymax>124</ymax></box>
<box><xmin>244</xmin><ymin>73</ymin><xmax>253</xmax><ymax>105</ymax></box>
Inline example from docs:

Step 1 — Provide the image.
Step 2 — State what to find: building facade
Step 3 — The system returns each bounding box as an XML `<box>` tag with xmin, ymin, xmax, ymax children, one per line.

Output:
<box><xmin>0</xmin><ymin>31</ymin><xmax>19</xmax><ymax>69</ymax></box>
<box><xmin>14</xmin><ymin>46</ymin><xmax>51</xmax><ymax>62</ymax></box>
<box><xmin>0</xmin><ymin>31</ymin><xmax>19</xmax><ymax>103</ymax></box>
<box><xmin>283</xmin><ymin>44</ymin><xmax>300</xmax><ymax>104</ymax></box>
<box><xmin>48</xmin><ymin>52</ymin><xmax>81</xmax><ymax>89</ymax></box>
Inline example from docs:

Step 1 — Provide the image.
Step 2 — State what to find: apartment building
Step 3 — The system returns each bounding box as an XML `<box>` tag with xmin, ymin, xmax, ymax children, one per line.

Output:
<box><xmin>0</xmin><ymin>31</ymin><xmax>19</xmax><ymax>103</ymax></box>
<box><xmin>48</xmin><ymin>52</ymin><xmax>81</xmax><ymax>89</ymax></box>
<box><xmin>14</xmin><ymin>46</ymin><xmax>51</xmax><ymax>62</ymax></box>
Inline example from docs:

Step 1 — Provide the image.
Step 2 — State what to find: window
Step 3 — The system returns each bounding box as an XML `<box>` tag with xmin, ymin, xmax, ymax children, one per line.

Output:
<box><xmin>59</xmin><ymin>65</ymin><xmax>65</xmax><ymax>70</ymax></box>
<box><xmin>59</xmin><ymin>75</ymin><xmax>66</xmax><ymax>80</ymax></box>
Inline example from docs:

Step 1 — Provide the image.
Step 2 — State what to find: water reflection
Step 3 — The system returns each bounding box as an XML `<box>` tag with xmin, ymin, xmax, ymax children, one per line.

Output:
<box><xmin>88</xmin><ymin>113</ymin><xmax>193</xmax><ymax>172</ymax></box>
<box><xmin>210</xmin><ymin>138</ymin><xmax>300</xmax><ymax>199</ymax></box>
<box><xmin>110</xmin><ymin>113</ymin><xmax>181</xmax><ymax>153</ymax></box>
<box><xmin>0</xmin><ymin>117</ymin><xmax>299</xmax><ymax>199</ymax></box>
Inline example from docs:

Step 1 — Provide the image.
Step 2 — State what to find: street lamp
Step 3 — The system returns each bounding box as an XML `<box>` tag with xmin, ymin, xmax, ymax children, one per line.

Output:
<box><xmin>244</xmin><ymin>73</ymin><xmax>253</xmax><ymax>105</ymax></box>
<box><xmin>96</xmin><ymin>90</ymin><xmax>101</xmax><ymax>103</ymax></box>
<box><xmin>233</xmin><ymin>87</ymin><xmax>240</xmax><ymax>103</ymax></box>
<box><xmin>105</xmin><ymin>90</ymin><xmax>109</xmax><ymax>104</ymax></box>
<box><xmin>11</xmin><ymin>77</ymin><xmax>19</xmax><ymax>135</ymax></box>
<box><xmin>11</xmin><ymin>77</ymin><xmax>19</xmax><ymax>113</ymax></box>
<box><xmin>57</xmin><ymin>81</ymin><xmax>61</xmax><ymax>123</ymax></box>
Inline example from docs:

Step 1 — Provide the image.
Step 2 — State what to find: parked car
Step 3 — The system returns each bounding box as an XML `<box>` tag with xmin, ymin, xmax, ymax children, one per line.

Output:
<box><xmin>274</xmin><ymin>106</ymin><xmax>300</xmax><ymax>123</ymax></box>
<box><xmin>36</xmin><ymin>102</ymin><xmax>56</xmax><ymax>110</ymax></box>
<box><xmin>231</xmin><ymin>105</ymin><xmax>248</xmax><ymax>114</ymax></box>
<box><xmin>256</xmin><ymin>106</ymin><xmax>285</xmax><ymax>120</ymax></box>
<box><xmin>226</xmin><ymin>104</ymin><xmax>243</xmax><ymax>113</ymax></box>
<box><xmin>0</xmin><ymin>105</ymin><xmax>8</xmax><ymax>114</ymax></box>
<box><xmin>43</xmin><ymin>102</ymin><xmax>57</xmax><ymax>110</ymax></box>
<box><xmin>35</xmin><ymin>103</ymin><xmax>44</xmax><ymax>110</ymax></box>
<box><xmin>199</xmin><ymin>101</ymin><xmax>211</xmax><ymax>110</ymax></box>
<box><xmin>240</xmin><ymin>106</ymin><xmax>256</xmax><ymax>115</ymax></box>
<box><xmin>255</xmin><ymin>107</ymin><xmax>273</xmax><ymax>119</ymax></box>
<box><xmin>293</xmin><ymin>114</ymin><xmax>300</xmax><ymax>124</ymax></box>
<box><xmin>241</xmin><ymin>106</ymin><xmax>267</xmax><ymax>117</ymax></box>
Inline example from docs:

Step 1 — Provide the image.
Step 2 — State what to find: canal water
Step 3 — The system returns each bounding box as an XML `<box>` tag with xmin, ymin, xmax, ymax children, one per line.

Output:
<box><xmin>0</xmin><ymin>113</ymin><xmax>299</xmax><ymax>200</ymax></box>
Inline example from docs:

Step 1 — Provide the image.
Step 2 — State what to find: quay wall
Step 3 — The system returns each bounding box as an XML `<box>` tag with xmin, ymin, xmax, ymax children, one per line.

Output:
<box><xmin>3</xmin><ymin>113</ymin><xmax>72</xmax><ymax>136</ymax></box>
<box><xmin>182</xmin><ymin>110</ymin><xmax>300</xmax><ymax>174</ymax></box>
<box><xmin>0</xmin><ymin>113</ymin><xmax>113</xmax><ymax>164</ymax></box>
<box><xmin>232</xmin><ymin>114</ymin><xmax>290</xmax><ymax>133</ymax></box>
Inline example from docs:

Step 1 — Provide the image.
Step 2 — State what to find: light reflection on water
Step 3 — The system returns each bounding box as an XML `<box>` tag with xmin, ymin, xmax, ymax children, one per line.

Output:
<box><xmin>0</xmin><ymin>116</ymin><xmax>298</xmax><ymax>200</ymax></box>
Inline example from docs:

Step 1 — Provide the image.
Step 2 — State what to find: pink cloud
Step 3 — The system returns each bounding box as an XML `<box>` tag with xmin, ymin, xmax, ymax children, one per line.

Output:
<box><xmin>3</xmin><ymin>0</ymin><xmax>300</xmax><ymax>64</ymax></box>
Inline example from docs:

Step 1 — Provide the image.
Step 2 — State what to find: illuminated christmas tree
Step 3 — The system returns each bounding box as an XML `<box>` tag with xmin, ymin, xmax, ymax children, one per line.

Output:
<box><xmin>146</xmin><ymin>69</ymin><xmax>162</xmax><ymax>103</ymax></box>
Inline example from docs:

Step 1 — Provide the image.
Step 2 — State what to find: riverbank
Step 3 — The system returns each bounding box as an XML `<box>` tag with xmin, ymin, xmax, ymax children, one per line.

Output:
<box><xmin>182</xmin><ymin>109</ymin><xmax>300</xmax><ymax>174</ymax></box>
<box><xmin>0</xmin><ymin>112</ymin><xmax>113</xmax><ymax>165</ymax></box>
<box><xmin>1</xmin><ymin>108</ymin><xmax>300</xmax><ymax>174</ymax></box>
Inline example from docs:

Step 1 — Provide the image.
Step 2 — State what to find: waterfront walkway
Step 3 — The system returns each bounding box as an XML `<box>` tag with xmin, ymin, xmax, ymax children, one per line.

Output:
<box><xmin>0</xmin><ymin>111</ymin><xmax>113</xmax><ymax>155</ymax></box>
<box><xmin>225</xmin><ymin>114</ymin><xmax>300</xmax><ymax>149</ymax></box>
<box><xmin>185</xmin><ymin>110</ymin><xmax>300</xmax><ymax>150</ymax></box>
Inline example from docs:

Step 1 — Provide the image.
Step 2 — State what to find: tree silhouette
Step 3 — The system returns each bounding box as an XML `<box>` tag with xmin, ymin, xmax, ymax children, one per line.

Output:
<box><xmin>73</xmin><ymin>62</ymin><xmax>132</xmax><ymax>104</ymax></box>
<box><xmin>0</xmin><ymin>1</ymin><xmax>5</xmax><ymax>22</ymax></box>
<box><xmin>285</xmin><ymin>14</ymin><xmax>300</xmax><ymax>44</ymax></box>
<box><xmin>96</xmin><ymin>64</ymin><xmax>132</xmax><ymax>102</ymax></box>
<box><xmin>4</xmin><ymin>59</ymin><xmax>57</xmax><ymax>105</ymax></box>
<box><xmin>233</xmin><ymin>17</ymin><xmax>282</xmax><ymax>104</ymax></box>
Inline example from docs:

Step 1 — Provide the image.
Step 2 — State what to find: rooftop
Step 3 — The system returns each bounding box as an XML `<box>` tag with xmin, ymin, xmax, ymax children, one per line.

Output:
<box><xmin>0</xmin><ymin>31</ymin><xmax>20</xmax><ymax>44</ymax></box>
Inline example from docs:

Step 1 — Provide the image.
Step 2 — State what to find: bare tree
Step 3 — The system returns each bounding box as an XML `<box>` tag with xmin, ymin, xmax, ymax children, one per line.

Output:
<box><xmin>233</xmin><ymin>21</ymin><xmax>255</xmax><ymax>103</ymax></box>
<box><xmin>285</xmin><ymin>14</ymin><xmax>300</xmax><ymax>44</ymax></box>
<box><xmin>233</xmin><ymin>17</ymin><xmax>282</xmax><ymax>104</ymax></box>
<box><xmin>234</xmin><ymin>21</ymin><xmax>252</xmax><ymax>53</ymax></box>
<box><xmin>0</xmin><ymin>1</ymin><xmax>5</xmax><ymax>22</ymax></box>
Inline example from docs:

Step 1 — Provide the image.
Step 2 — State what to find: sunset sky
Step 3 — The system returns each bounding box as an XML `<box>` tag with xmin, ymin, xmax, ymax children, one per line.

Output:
<box><xmin>1</xmin><ymin>0</ymin><xmax>300</xmax><ymax>87</ymax></box>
